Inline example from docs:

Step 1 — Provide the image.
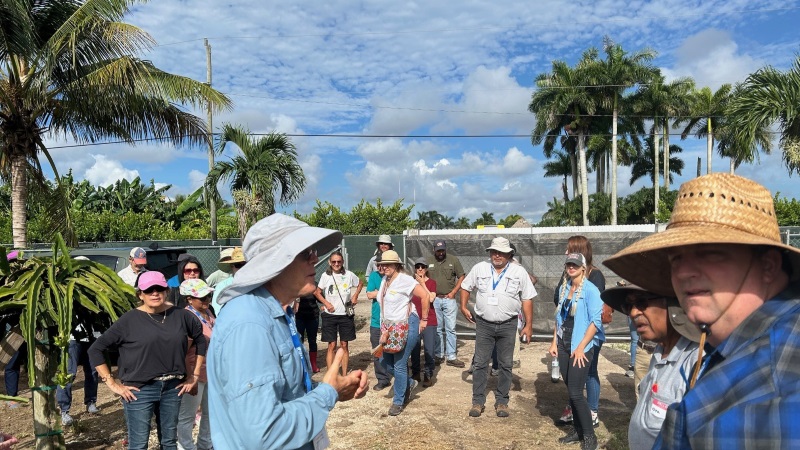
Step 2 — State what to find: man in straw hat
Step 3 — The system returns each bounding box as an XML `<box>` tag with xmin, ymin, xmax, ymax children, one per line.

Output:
<box><xmin>604</xmin><ymin>173</ymin><xmax>800</xmax><ymax>448</ymax></box>
<box><xmin>207</xmin><ymin>214</ymin><xmax>368</xmax><ymax>449</ymax></box>
<box><xmin>601</xmin><ymin>282</ymin><xmax>700</xmax><ymax>449</ymax></box>
<box><xmin>205</xmin><ymin>247</ymin><xmax>236</xmax><ymax>288</ymax></box>
<box><xmin>460</xmin><ymin>237</ymin><xmax>535</xmax><ymax>418</ymax></box>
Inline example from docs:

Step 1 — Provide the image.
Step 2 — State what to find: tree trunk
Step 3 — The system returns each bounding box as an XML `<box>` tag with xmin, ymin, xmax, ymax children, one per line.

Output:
<box><xmin>707</xmin><ymin>118</ymin><xmax>713</xmax><ymax>174</ymax></box>
<box><xmin>578</xmin><ymin>131</ymin><xmax>589</xmax><ymax>226</ymax></box>
<box><xmin>237</xmin><ymin>205</ymin><xmax>248</xmax><ymax>241</ymax></box>
<box><xmin>562</xmin><ymin>177</ymin><xmax>569</xmax><ymax>203</ymax></box>
<box><xmin>570</xmin><ymin>152</ymin><xmax>579</xmax><ymax>199</ymax></box>
<box><xmin>33</xmin><ymin>335</ymin><xmax>66</xmax><ymax>449</ymax></box>
<box><xmin>730</xmin><ymin>158</ymin><xmax>735</xmax><ymax>174</ymax></box>
<box><xmin>611</xmin><ymin>102</ymin><xmax>618</xmax><ymax>225</ymax></box>
<box><xmin>663</xmin><ymin>118</ymin><xmax>670</xmax><ymax>191</ymax></box>
<box><xmin>653</xmin><ymin>121</ymin><xmax>660</xmax><ymax>223</ymax></box>
<box><xmin>11</xmin><ymin>152</ymin><xmax>28</xmax><ymax>249</ymax></box>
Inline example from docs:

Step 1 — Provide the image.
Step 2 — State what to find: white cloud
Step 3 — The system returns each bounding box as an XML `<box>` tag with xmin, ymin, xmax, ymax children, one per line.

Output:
<box><xmin>84</xmin><ymin>155</ymin><xmax>139</xmax><ymax>187</ymax></box>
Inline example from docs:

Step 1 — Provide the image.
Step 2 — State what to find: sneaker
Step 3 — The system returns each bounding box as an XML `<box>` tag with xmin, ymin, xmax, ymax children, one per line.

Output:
<box><xmin>558</xmin><ymin>405</ymin><xmax>573</xmax><ymax>423</ymax></box>
<box><xmin>435</xmin><ymin>357</ymin><xmax>444</xmax><ymax>365</ymax></box>
<box><xmin>591</xmin><ymin>411</ymin><xmax>599</xmax><ymax>428</ymax></box>
<box><xmin>404</xmin><ymin>380</ymin><xmax>418</xmax><ymax>404</ymax></box>
<box><xmin>468</xmin><ymin>404</ymin><xmax>485</xmax><ymax>417</ymax></box>
<box><xmin>6</xmin><ymin>401</ymin><xmax>21</xmax><ymax>409</ymax></box>
<box><xmin>467</xmin><ymin>362</ymin><xmax>474</xmax><ymax>374</ymax></box>
<box><xmin>388</xmin><ymin>404</ymin><xmax>403</xmax><ymax>416</ymax></box>
<box><xmin>495</xmin><ymin>403</ymin><xmax>510</xmax><ymax>418</ymax></box>
<box><xmin>512</xmin><ymin>360</ymin><xmax>521</xmax><ymax>369</ymax></box>
<box><xmin>446</xmin><ymin>358</ymin><xmax>465</xmax><ymax>368</ymax></box>
<box><xmin>490</xmin><ymin>368</ymin><xmax>499</xmax><ymax>377</ymax></box>
<box><xmin>86</xmin><ymin>402</ymin><xmax>100</xmax><ymax>414</ymax></box>
<box><xmin>625</xmin><ymin>365</ymin><xmax>635</xmax><ymax>378</ymax></box>
<box><xmin>61</xmin><ymin>411</ymin><xmax>74</xmax><ymax>426</ymax></box>
<box><xmin>373</xmin><ymin>382</ymin><xmax>390</xmax><ymax>391</ymax></box>
<box><xmin>558</xmin><ymin>429</ymin><xmax>580</xmax><ymax>444</ymax></box>
<box><xmin>422</xmin><ymin>373</ymin><xmax>433</xmax><ymax>388</ymax></box>
<box><xmin>581</xmin><ymin>434</ymin><xmax>599</xmax><ymax>450</ymax></box>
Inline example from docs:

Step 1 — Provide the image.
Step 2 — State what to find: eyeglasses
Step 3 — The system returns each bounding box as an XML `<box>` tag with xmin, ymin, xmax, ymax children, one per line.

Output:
<box><xmin>299</xmin><ymin>247</ymin><xmax>317</xmax><ymax>262</ymax></box>
<box><xmin>330</xmin><ymin>260</ymin><xmax>343</xmax><ymax>265</ymax></box>
<box><xmin>621</xmin><ymin>295</ymin><xmax>665</xmax><ymax>315</ymax></box>
<box><xmin>192</xmin><ymin>296</ymin><xmax>212</xmax><ymax>302</ymax></box>
<box><xmin>232</xmin><ymin>262</ymin><xmax>246</xmax><ymax>269</ymax></box>
<box><xmin>142</xmin><ymin>286</ymin><xmax>167</xmax><ymax>294</ymax></box>
<box><xmin>183</xmin><ymin>268</ymin><xmax>200</xmax><ymax>275</ymax></box>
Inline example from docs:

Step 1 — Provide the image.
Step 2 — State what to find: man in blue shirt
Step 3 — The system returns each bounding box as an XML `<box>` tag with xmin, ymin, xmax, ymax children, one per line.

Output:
<box><xmin>605</xmin><ymin>173</ymin><xmax>800</xmax><ymax>449</ymax></box>
<box><xmin>207</xmin><ymin>214</ymin><xmax>369</xmax><ymax>449</ymax></box>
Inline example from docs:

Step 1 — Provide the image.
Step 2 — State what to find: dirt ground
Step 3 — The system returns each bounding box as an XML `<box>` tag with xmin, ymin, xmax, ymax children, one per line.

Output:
<box><xmin>1</xmin><ymin>299</ymin><xmax>638</xmax><ymax>449</ymax></box>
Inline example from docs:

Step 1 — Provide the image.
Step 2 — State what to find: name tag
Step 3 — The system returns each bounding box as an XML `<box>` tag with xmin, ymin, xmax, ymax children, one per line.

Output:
<box><xmin>487</xmin><ymin>295</ymin><xmax>499</xmax><ymax>306</ymax></box>
<box><xmin>649</xmin><ymin>397</ymin><xmax>668</xmax><ymax>420</ymax></box>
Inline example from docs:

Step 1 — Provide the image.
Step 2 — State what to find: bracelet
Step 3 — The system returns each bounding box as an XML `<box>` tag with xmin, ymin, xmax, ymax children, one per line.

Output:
<box><xmin>101</xmin><ymin>374</ymin><xmax>113</xmax><ymax>383</ymax></box>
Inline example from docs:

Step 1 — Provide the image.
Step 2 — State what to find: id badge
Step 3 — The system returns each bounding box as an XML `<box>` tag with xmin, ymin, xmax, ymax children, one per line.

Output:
<box><xmin>649</xmin><ymin>397</ymin><xmax>668</xmax><ymax>420</ymax></box>
<box><xmin>487</xmin><ymin>295</ymin><xmax>499</xmax><ymax>306</ymax></box>
<box><xmin>313</xmin><ymin>426</ymin><xmax>330</xmax><ymax>450</ymax></box>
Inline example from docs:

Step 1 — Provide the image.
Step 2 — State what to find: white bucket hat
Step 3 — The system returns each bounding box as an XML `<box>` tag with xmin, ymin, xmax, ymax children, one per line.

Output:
<box><xmin>216</xmin><ymin>214</ymin><xmax>342</xmax><ymax>305</ymax></box>
<box><xmin>486</xmin><ymin>237</ymin><xmax>513</xmax><ymax>254</ymax></box>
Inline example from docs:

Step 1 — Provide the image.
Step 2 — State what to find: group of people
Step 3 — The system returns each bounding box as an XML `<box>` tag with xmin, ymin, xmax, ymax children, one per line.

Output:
<box><xmin>3</xmin><ymin>172</ymin><xmax>799</xmax><ymax>449</ymax></box>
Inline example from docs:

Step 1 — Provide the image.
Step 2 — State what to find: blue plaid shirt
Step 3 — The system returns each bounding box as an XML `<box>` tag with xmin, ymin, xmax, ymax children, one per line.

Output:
<box><xmin>654</xmin><ymin>281</ymin><xmax>800</xmax><ymax>449</ymax></box>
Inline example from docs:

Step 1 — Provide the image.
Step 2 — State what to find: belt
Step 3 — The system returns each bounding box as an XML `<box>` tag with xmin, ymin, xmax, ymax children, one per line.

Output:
<box><xmin>153</xmin><ymin>374</ymin><xmax>184</xmax><ymax>382</ymax></box>
<box><xmin>477</xmin><ymin>315</ymin><xmax>517</xmax><ymax>325</ymax></box>
<box><xmin>436</xmin><ymin>294</ymin><xmax>454</xmax><ymax>298</ymax></box>
<box><xmin>638</xmin><ymin>341</ymin><xmax>657</xmax><ymax>354</ymax></box>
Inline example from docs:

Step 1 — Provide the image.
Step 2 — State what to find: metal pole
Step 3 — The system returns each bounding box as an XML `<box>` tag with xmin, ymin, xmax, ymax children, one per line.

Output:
<box><xmin>206</xmin><ymin>39</ymin><xmax>217</xmax><ymax>244</ymax></box>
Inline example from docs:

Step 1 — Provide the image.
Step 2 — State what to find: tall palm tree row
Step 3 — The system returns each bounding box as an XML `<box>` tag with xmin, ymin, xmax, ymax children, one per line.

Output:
<box><xmin>0</xmin><ymin>0</ymin><xmax>232</xmax><ymax>249</ymax></box>
<box><xmin>206</xmin><ymin>123</ymin><xmax>306</xmax><ymax>239</ymax></box>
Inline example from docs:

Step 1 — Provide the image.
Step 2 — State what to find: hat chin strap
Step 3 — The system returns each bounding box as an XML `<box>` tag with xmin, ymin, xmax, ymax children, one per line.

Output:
<box><xmin>689</xmin><ymin>251</ymin><xmax>756</xmax><ymax>389</ymax></box>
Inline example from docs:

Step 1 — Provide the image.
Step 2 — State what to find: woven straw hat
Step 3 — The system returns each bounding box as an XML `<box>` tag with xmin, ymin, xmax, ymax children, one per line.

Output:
<box><xmin>604</xmin><ymin>173</ymin><xmax>800</xmax><ymax>297</ymax></box>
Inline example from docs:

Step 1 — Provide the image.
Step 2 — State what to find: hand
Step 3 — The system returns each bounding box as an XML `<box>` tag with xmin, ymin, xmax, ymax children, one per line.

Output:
<box><xmin>323</xmin><ymin>348</ymin><xmax>369</xmax><ymax>401</ymax></box>
<box><xmin>324</xmin><ymin>302</ymin><xmax>335</xmax><ymax>313</ymax></box>
<box><xmin>176</xmin><ymin>375</ymin><xmax>199</xmax><ymax>396</ymax></box>
<box><xmin>419</xmin><ymin>320</ymin><xmax>427</xmax><ymax>333</ymax></box>
<box><xmin>548</xmin><ymin>342</ymin><xmax>558</xmax><ymax>358</ymax></box>
<box><xmin>461</xmin><ymin>307</ymin><xmax>474</xmax><ymax>324</ymax></box>
<box><xmin>519</xmin><ymin>326</ymin><xmax>532</xmax><ymax>344</ymax></box>
<box><xmin>351</xmin><ymin>296</ymin><xmax>358</xmax><ymax>306</ymax></box>
<box><xmin>108</xmin><ymin>381</ymin><xmax>140</xmax><ymax>402</ymax></box>
<box><xmin>571</xmin><ymin>348</ymin><xmax>588</xmax><ymax>368</ymax></box>
<box><xmin>444</xmin><ymin>291</ymin><xmax>455</xmax><ymax>299</ymax></box>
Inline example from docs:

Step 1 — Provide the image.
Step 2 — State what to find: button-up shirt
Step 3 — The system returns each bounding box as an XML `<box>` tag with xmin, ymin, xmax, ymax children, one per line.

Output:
<box><xmin>461</xmin><ymin>261</ymin><xmax>536</xmax><ymax>323</ymax></box>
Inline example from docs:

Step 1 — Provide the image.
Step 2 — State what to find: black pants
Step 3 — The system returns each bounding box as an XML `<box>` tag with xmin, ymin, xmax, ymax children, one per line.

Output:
<box><xmin>295</xmin><ymin>314</ymin><xmax>318</xmax><ymax>352</ymax></box>
<box><xmin>558</xmin><ymin>337</ymin><xmax>595</xmax><ymax>440</ymax></box>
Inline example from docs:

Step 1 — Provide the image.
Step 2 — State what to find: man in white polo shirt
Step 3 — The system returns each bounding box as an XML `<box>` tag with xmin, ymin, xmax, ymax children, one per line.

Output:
<box><xmin>460</xmin><ymin>237</ymin><xmax>535</xmax><ymax>418</ymax></box>
<box><xmin>117</xmin><ymin>247</ymin><xmax>147</xmax><ymax>286</ymax></box>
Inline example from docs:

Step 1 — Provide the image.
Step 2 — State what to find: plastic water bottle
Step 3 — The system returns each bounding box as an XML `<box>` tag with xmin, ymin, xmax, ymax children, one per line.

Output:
<box><xmin>550</xmin><ymin>358</ymin><xmax>560</xmax><ymax>383</ymax></box>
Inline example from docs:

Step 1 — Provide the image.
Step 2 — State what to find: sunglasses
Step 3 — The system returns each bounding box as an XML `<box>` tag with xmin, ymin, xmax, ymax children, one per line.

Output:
<box><xmin>192</xmin><ymin>296</ymin><xmax>212</xmax><ymax>302</ymax></box>
<box><xmin>142</xmin><ymin>286</ymin><xmax>167</xmax><ymax>294</ymax></box>
<box><xmin>330</xmin><ymin>260</ymin><xmax>343</xmax><ymax>264</ymax></box>
<box><xmin>183</xmin><ymin>268</ymin><xmax>201</xmax><ymax>275</ymax></box>
<box><xmin>299</xmin><ymin>248</ymin><xmax>318</xmax><ymax>262</ymax></box>
<box><xmin>232</xmin><ymin>262</ymin><xmax>246</xmax><ymax>269</ymax></box>
<box><xmin>621</xmin><ymin>295</ymin><xmax>665</xmax><ymax>315</ymax></box>
<box><xmin>415</xmin><ymin>265</ymin><xmax>427</xmax><ymax>270</ymax></box>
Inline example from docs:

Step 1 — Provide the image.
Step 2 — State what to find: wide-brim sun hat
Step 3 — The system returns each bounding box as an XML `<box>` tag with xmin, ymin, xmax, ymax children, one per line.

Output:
<box><xmin>486</xmin><ymin>237</ymin><xmax>513</xmax><ymax>254</ymax></box>
<box><xmin>376</xmin><ymin>234</ymin><xmax>393</xmax><ymax>246</ymax></box>
<box><xmin>604</xmin><ymin>173</ymin><xmax>800</xmax><ymax>297</ymax></box>
<box><xmin>601</xmin><ymin>284</ymin><xmax>701</xmax><ymax>343</ymax></box>
<box><xmin>216</xmin><ymin>214</ymin><xmax>342</xmax><ymax>305</ymax></box>
<box><xmin>376</xmin><ymin>250</ymin><xmax>402</xmax><ymax>265</ymax></box>
<box><xmin>180</xmin><ymin>279</ymin><xmax>214</xmax><ymax>298</ymax></box>
<box><xmin>218</xmin><ymin>247</ymin><xmax>245</xmax><ymax>273</ymax></box>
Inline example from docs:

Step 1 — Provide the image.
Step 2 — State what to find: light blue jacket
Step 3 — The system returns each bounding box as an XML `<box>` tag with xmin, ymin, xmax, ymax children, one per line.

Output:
<box><xmin>207</xmin><ymin>287</ymin><xmax>338</xmax><ymax>449</ymax></box>
<box><xmin>555</xmin><ymin>280</ymin><xmax>604</xmax><ymax>353</ymax></box>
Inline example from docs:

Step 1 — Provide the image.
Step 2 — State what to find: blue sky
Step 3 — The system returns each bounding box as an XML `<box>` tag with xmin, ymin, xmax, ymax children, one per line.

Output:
<box><xmin>45</xmin><ymin>0</ymin><xmax>800</xmax><ymax>223</ymax></box>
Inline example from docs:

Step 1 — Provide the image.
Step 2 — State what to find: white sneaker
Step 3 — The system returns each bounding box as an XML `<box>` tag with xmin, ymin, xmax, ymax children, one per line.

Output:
<box><xmin>86</xmin><ymin>402</ymin><xmax>100</xmax><ymax>414</ymax></box>
<box><xmin>592</xmin><ymin>410</ymin><xmax>599</xmax><ymax>428</ymax></box>
<box><xmin>61</xmin><ymin>411</ymin><xmax>74</xmax><ymax>426</ymax></box>
<box><xmin>558</xmin><ymin>405</ymin><xmax>573</xmax><ymax>423</ymax></box>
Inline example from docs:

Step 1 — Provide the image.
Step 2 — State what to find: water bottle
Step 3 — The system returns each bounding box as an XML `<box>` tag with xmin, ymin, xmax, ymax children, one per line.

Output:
<box><xmin>550</xmin><ymin>358</ymin><xmax>560</xmax><ymax>383</ymax></box>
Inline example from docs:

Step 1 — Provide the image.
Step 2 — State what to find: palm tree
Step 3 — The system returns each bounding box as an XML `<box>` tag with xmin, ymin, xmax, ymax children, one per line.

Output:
<box><xmin>0</xmin><ymin>0</ymin><xmax>231</xmax><ymax>249</ymax></box>
<box><xmin>726</xmin><ymin>57</ymin><xmax>800</xmax><ymax>175</ymax></box>
<box><xmin>659</xmin><ymin>78</ymin><xmax>694</xmax><ymax>190</ymax></box>
<box><xmin>454</xmin><ymin>217</ymin><xmax>471</xmax><ymax>229</ymax></box>
<box><xmin>206</xmin><ymin>124</ymin><xmax>306</xmax><ymax>239</ymax></box>
<box><xmin>680</xmin><ymin>85</ymin><xmax>732</xmax><ymax>174</ymax></box>
<box><xmin>630</xmin><ymin>138</ymin><xmax>685</xmax><ymax>186</ymax></box>
<box><xmin>543</xmin><ymin>150</ymin><xmax>573</xmax><ymax>202</ymax></box>
<box><xmin>530</xmin><ymin>50</ymin><xmax>600</xmax><ymax>226</ymax></box>
<box><xmin>592</xmin><ymin>37</ymin><xmax>657</xmax><ymax>224</ymax></box>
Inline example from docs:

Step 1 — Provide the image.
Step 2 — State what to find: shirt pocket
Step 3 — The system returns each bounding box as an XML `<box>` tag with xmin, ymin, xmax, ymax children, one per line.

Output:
<box><xmin>643</xmin><ymin>390</ymin><xmax>679</xmax><ymax>433</ymax></box>
<box><xmin>476</xmin><ymin>276</ymin><xmax>491</xmax><ymax>291</ymax></box>
<box><xmin>504</xmin><ymin>278</ymin><xmax>521</xmax><ymax>296</ymax></box>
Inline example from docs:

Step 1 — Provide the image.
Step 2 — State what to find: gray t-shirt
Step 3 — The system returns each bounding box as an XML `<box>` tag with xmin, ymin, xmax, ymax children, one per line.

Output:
<box><xmin>628</xmin><ymin>336</ymin><xmax>700</xmax><ymax>450</ymax></box>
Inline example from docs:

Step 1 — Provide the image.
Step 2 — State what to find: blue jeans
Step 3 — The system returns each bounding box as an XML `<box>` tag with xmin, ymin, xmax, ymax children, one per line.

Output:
<box><xmin>586</xmin><ymin>340</ymin><xmax>602</xmax><ymax>412</ymax></box>
<box><xmin>434</xmin><ymin>297</ymin><xmax>458</xmax><ymax>359</ymax></box>
<box><xmin>628</xmin><ymin>317</ymin><xmax>639</xmax><ymax>367</ymax></box>
<box><xmin>380</xmin><ymin>314</ymin><xmax>420</xmax><ymax>405</ymax></box>
<box><xmin>472</xmin><ymin>316</ymin><xmax>516</xmax><ymax>406</ymax></box>
<box><xmin>56</xmin><ymin>341</ymin><xmax>98</xmax><ymax>412</ymax></box>
<box><xmin>4</xmin><ymin>347</ymin><xmax>24</xmax><ymax>396</ymax></box>
<box><xmin>122</xmin><ymin>378</ymin><xmax>182</xmax><ymax>450</ymax></box>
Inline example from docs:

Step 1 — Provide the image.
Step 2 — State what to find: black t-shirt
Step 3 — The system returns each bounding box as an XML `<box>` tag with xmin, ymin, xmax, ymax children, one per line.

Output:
<box><xmin>296</xmin><ymin>294</ymin><xmax>320</xmax><ymax>317</ymax></box>
<box><xmin>88</xmin><ymin>307</ymin><xmax>206</xmax><ymax>387</ymax></box>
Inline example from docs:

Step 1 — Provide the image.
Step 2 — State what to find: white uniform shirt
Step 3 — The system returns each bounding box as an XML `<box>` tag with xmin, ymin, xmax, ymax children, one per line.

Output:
<box><xmin>117</xmin><ymin>265</ymin><xmax>142</xmax><ymax>287</ymax></box>
<box><xmin>318</xmin><ymin>271</ymin><xmax>360</xmax><ymax>316</ymax></box>
<box><xmin>461</xmin><ymin>261</ymin><xmax>536</xmax><ymax>323</ymax></box>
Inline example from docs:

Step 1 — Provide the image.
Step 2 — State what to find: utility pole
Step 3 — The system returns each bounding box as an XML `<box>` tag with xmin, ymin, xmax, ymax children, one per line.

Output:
<box><xmin>206</xmin><ymin>38</ymin><xmax>217</xmax><ymax>244</ymax></box>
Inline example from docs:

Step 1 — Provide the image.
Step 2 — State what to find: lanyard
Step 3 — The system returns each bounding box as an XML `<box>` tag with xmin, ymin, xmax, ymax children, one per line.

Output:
<box><xmin>186</xmin><ymin>305</ymin><xmax>213</xmax><ymax>329</ymax></box>
<box><xmin>491</xmin><ymin>264</ymin><xmax>510</xmax><ymax>291</ymax></box>
<box><xmin>284</xmin><ymin>307</ymin><xmax>313</xmax><ymax>393</ymax></box>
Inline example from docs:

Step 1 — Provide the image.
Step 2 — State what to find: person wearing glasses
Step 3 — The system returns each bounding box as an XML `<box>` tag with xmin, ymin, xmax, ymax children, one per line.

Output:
<box><xmin>600</xmin><ymin>282</ymin><xmax>700</xmax><ymax>450</ymax></box>
<box><xmin>89</xmin><ymin>271</ymin><xmax>207</xmax><ymax>450</ymax></box>
<box><xmin>410</xmin><ymin>257</ymin><xmax>438</xmax><ymax>388</ymax></box>
<box><xmin>168</xmin><ymin>255</ymin><xmax>206</xmax><ymax>310</ymax></box>
<box><xmin>550</xmin><ymin>253</ymin><xmax>602</xmax><ymax>450</ymax></box>
<box><xmin>207</xmin><ymin>214</ymin><xmax>368</xmax><ymax>449</ymax></box>
<box><xmin>210</xmin><ymin>247</ymin><xmax>245</xmax><ymax>313</ymax></box>
<box><xmin>176</xmin><ymin>279</ymin><xmax>215</xmax><ymax>450</ymax></box>
<box><xmin>315</xmin><ymin>251</ymin><xmax>362</xmax><ymax>376</ymax></box>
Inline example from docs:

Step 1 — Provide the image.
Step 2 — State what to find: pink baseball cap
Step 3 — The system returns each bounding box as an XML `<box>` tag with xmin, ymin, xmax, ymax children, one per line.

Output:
<box><xmin>136</xmin><ymin>271</ymin><xmax>168</xmax><ymax>290</ymax></box>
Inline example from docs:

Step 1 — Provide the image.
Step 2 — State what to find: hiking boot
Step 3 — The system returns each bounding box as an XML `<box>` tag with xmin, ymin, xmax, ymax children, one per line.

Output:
<box><xmin>558</xmin><ymin>405</ymin><xmax>573</xmax><ymax>424</ymax></box>
<box><xmin>591</xmin><ymin>410</ymin><xmax>599</xmax><ymax>428</ymax></box>
<box><xmin>581</xmin><ymin>435</ymin><xmax>598</xmax><ymax>450</ymax></box>
<box><xmin>512</xmin><ymin>360</ymin><xmax>521</xmax><ymax>369</ymax></box>
<box><xmin>435</xmin><ymin>357</ymin><xmax>444</xmax><ymax>365</ymax></box>
<box><xmin>467</xmin><ymin>362</ymin><xmax>474</xmax><ymax>374</ymax></box>
<box><xmin>558</xmin><ymin>429</ymin><xmax>580</xmax><ymax>444</ymax></box>
<box><xmin>61</xmin><ymin>411</ymin><xmax>74</xmax><ymax>426</ymax></box>
<box><xmin>373</xmin><ymin>382</ymin><xmax>390</xmax><ymax>391</ymax></box>
<box><xmin>388</xmin><ymin>404</ymin><xmax>403</xmax><ymax>416</ymax></box>
<box><xmin>468</xmin><ymin>404</ymin><xmax>485</xmax><ymax>417</ymax></box>
<box><xmin>446</xmin><ymin>358</ymin><xmax>465</xmax><ymax>368</ymax></box>
<box><xmin>422</xmin><ymin>373</ymin><xmax>433</xmax><ymax>388</ymax></box>
<box><xmin>86</xmin><ymin>402</ymin><xmax>100</xmax><ymax>414</ymax></box>
<box><xmin>495</xmin><ymin>404</ymin><xmax>509</xmax><ymax>418</ymax></box>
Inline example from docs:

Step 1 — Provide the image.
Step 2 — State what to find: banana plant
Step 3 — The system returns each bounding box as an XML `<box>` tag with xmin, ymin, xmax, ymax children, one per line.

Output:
<box><xmin>0</xmin><ymin>235</ymin><xmax>138</xmax><ymax>449</ymax></box>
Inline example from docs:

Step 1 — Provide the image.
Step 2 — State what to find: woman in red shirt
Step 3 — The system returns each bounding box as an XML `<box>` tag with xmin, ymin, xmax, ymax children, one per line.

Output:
<box><xmin>410</xmin><ymin>257</ymin><xmax>437</xmax><ymax>388</ymax></box>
